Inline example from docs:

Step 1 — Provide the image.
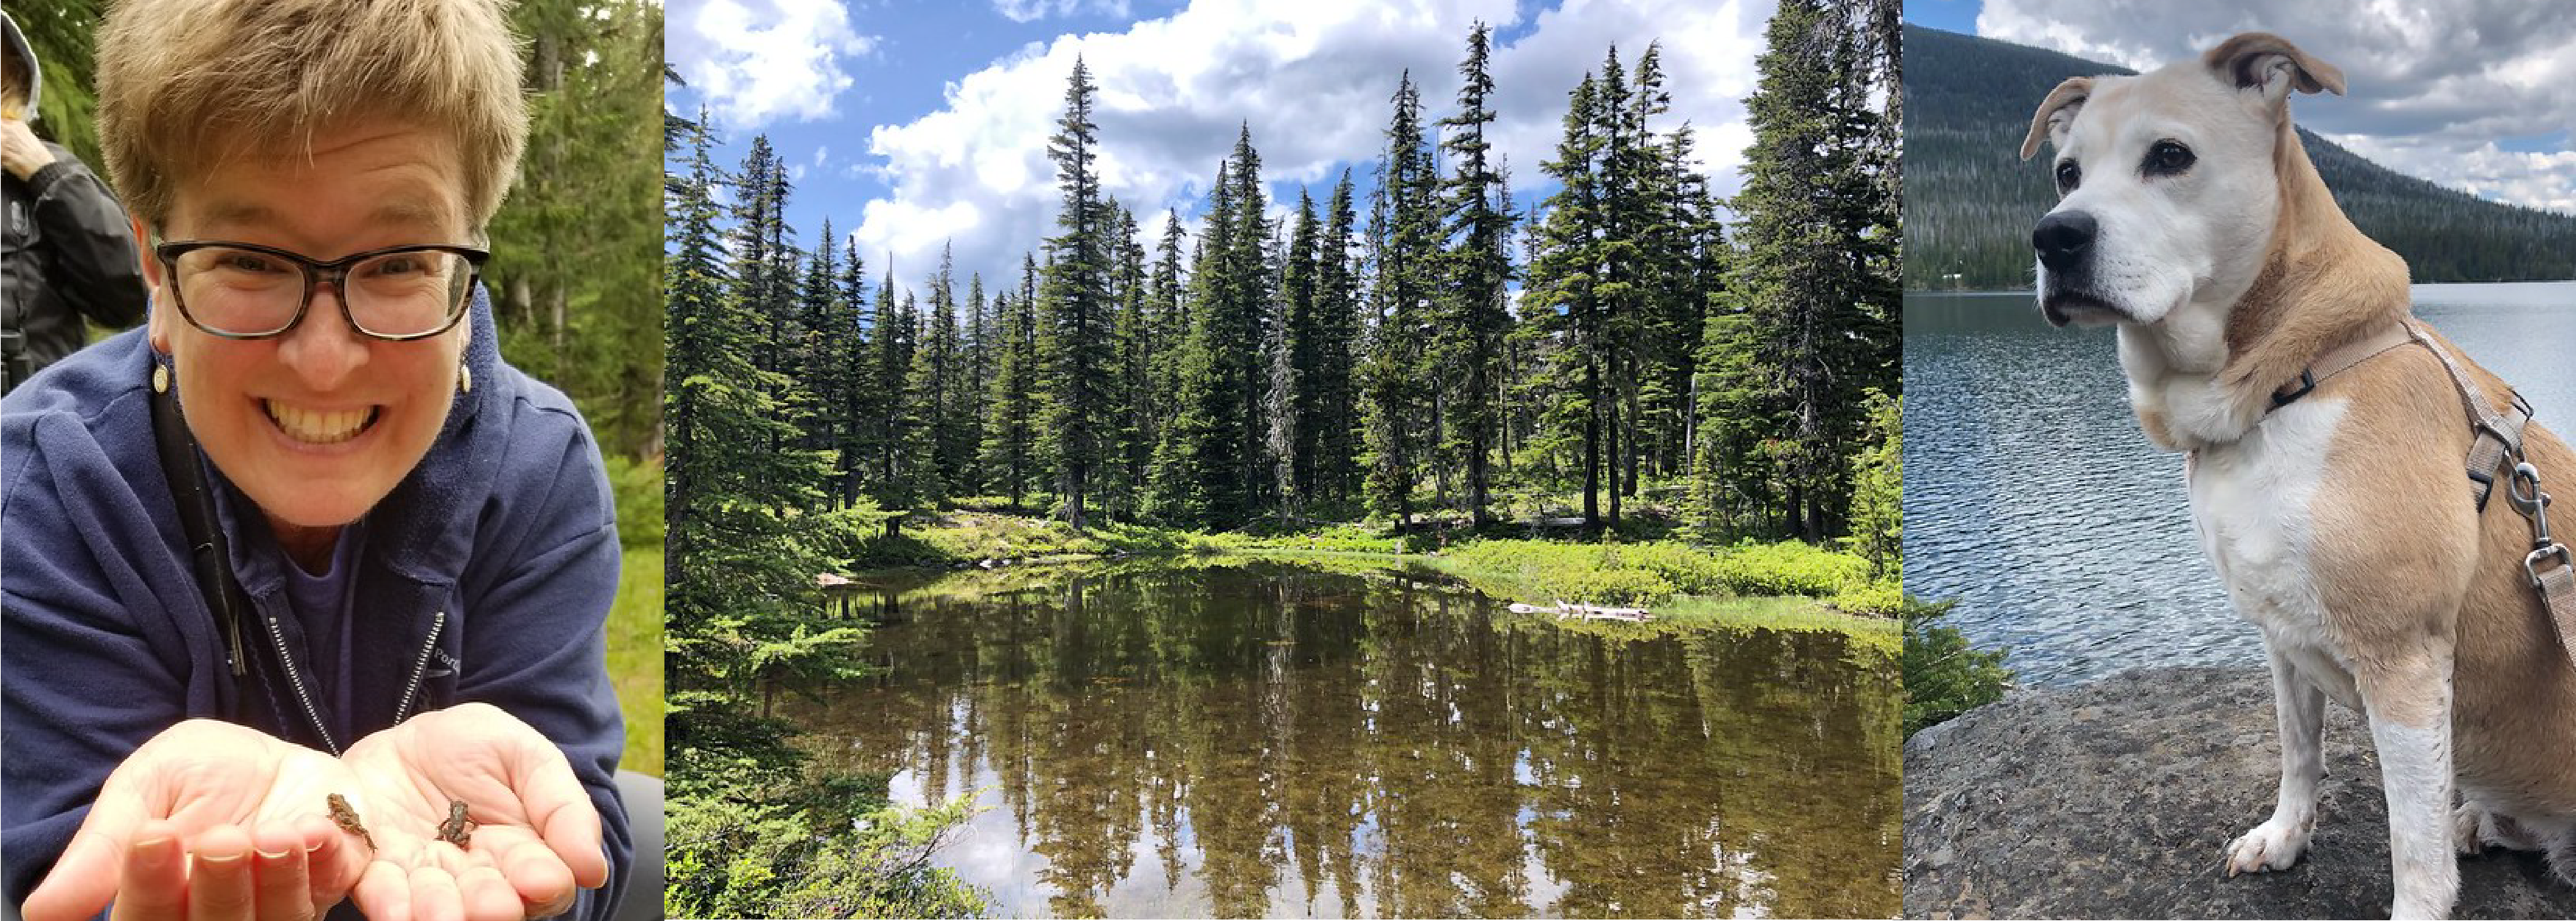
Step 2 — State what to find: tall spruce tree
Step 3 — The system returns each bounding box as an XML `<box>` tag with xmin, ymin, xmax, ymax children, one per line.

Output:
<box><xmin>1729</xmin><ymin>0</ymin><xmax>1898</xmax><ymax>539</ymax></box>
<box><xmin>1361</xmin><ymin>71</ymin><xmax>1438</xmax><ymax>527</ymax></box>
<box><xmin>1437</xmin><ymin>22</ymin><xmax>1514</xmax><ymax>527</ymax></box>
<box><xmin>1037</xmin><ymin>57</ymin><xmax>1117</xmax><ymax>529</ymax></box>
<box><xmin>1313</xmin><ymin>171</ymin><xmax>1362</xmax><ymax>507</ymax></box>
<box><xmin>1523</xmin><ymin>73</ymin><xmax>1608</xmax><ymax>527</ymax></box>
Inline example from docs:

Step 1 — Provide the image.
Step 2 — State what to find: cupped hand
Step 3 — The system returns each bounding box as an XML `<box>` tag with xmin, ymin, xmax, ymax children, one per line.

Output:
<box><xmin>338</xmin><ymin>703</ymin><xmax>607</xmax><ymax>921</ymax></box>
<box><xmin>22</xmin><ymin>719</ymin><xmax>371</xmax><ymax>921</ymax></box>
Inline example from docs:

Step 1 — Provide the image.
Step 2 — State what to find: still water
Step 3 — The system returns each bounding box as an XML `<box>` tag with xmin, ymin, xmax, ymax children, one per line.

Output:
<box><xmin>784</xmin><ymin>561</ymin><xmax>1901</xmax><ymax>918</ymax></box>
<box><xmin>1904</xmin><ymin>282</ymin><xmax>2576</xmax><ymax>686</ymax></box>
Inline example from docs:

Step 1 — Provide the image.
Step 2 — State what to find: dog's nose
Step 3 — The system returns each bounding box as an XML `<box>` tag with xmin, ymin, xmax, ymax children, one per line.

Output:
<box><xmin>2033</xmin><ymin>210</ymin><xmax>2097</xmax><ymax>271</ymax></box>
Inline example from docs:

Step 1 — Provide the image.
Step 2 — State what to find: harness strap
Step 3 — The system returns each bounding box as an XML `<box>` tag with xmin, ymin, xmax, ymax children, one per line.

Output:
<box><xmin>2407</xmin><ymin>324</ymin><xmax>2576</xmax><ymax>667</ymax></box>
<box><xmin>2406</xmin><ymin>324</ymin><xmax>2536</xmax><ymax>512</ymax></box>
<box><xmin>2270</xmin><ymin>324</ymin><xmax>2416</xmax><ymax>410</ymax></box>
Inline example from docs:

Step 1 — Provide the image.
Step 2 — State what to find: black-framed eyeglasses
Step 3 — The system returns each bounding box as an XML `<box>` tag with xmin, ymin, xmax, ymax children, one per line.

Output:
<box><xmin>155</xmin><ymin>241</ymin><xmax>489</xmax><ymax>341</ymax></box>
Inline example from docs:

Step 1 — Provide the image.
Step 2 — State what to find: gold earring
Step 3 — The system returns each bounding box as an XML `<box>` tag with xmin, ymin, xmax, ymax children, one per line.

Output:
<box><xmin>152</xmin><ymin>363</ymin><xmax>169</xmax><ymax>394</ymax></box>
<box><xmin>459</xmin><ymin>365</ymin><xmax>472</xmax><ymax>394</ymax></box>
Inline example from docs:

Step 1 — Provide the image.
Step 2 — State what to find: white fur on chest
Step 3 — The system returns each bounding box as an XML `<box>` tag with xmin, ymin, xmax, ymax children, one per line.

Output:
<box><xmin>2187</xmin><ymin>398</ymin><xmax>2365</xmax><ymax>709</ymax></box>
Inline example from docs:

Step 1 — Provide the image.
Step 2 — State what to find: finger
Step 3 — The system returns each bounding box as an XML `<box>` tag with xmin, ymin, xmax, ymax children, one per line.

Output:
<box><xmin>408</xmin><ymin>865</ymin><xmax>467</xmax><ymax>921</ymax></box>
<box><xmin>26</xmin><ymin>792</ymin><xmax>160</xmax><ymax>921</ymax></box>
<box><xmin>186</xmin><ymin>825</ymin><xmax>260</xmax><ymax>921</ymax></box>
<box><xmin>252</xmin><ymin>825</ymin><xmax>315</xmax><ymax>921</ymax></box>
<box><xmin>294</xmin><ymin>814</ymin><xmax>364</xmax><ymax>906</ymax></box>
<box><xmin>102</xmin><ymin>825</ymin><xmax>187</xmax><ymax>921</ymax></box>
<box><xmin>455</xmin><ymin>866</ymin><xmax>521</xmax><ymax>921</ymax></box>
<box><xmin>352</xmin><ymin>858</ymin><xmax>414</xmax><ymax>921</ymax></box>
<box><xmin>497</xmin><ymin>837</ymin><xmax>576</xmax><ymax>918</ymax></box>
<box><xmin>512</xmin><ymin>757</ymin><xmax>606</xmax><ymax>889</ymax></box>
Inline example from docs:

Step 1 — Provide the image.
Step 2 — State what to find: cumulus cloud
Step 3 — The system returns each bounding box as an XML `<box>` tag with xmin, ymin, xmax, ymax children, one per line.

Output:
<box><xmin>852</xmin><ymin>0</ymin><xmax>1768</xmax><ymax>299</ymax></box>
<box><xmin>670</xmin><ymin>0</ymin><xmax>877</xmax><ymax>129</ymax></box>
<box><xmin>994</xmin><ymin>0</ymin><xmax>1135</xmax><ymax>22</ymax></box>
<box><xmin>1976</xmin><ymin>0</ymin><xmax>2576</xmax><ymax>214</ymax></box>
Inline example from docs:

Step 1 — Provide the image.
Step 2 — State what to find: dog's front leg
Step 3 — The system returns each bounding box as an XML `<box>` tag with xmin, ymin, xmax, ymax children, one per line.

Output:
<box><xmin>2362</xmin><ymin>657</ymin><xmax>2459</xmax><ymax>920</ymax></box>
<box><xmin>2229</xmin><ymin>645</ymin><xmax>2327</xmax><ymax>875</ymax></box>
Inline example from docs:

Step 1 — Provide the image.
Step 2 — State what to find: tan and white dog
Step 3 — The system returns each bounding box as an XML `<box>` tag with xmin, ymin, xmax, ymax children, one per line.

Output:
<box><xmin>2020</xmin><ymin>32</ymin><xmax>2576</xmax><ymax>920</ymax></box>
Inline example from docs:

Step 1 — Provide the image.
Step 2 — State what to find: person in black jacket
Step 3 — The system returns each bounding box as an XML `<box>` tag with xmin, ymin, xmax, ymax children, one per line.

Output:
<box><xmin>1</xmin><ymin>10</ymin><xmax>146</xmax><ymax>394</ymax></box>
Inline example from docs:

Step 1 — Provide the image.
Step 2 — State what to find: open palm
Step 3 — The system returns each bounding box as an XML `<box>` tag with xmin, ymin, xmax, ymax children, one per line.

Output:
<box><xmin>339</xmin><ymin>703</ymin><xmax>608</xmax><ymax>921</ymax></box>
<box><xmin>21</xmin><ymin>719</ymin><xmax>370</xmax><ymax>921</ymax></box>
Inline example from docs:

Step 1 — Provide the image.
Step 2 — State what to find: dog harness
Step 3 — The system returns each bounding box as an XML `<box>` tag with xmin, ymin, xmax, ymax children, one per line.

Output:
<box><xmin>2271</xmin><ymin>319</ymin><xmax>2576</xmax><ymax>665</ymax></box>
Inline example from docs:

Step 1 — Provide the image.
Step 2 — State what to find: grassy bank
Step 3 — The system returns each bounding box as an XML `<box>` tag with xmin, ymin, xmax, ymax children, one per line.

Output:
<box><xmin>843</xmin><ymin>511</ymin><xmax>1898</xmax><ymax>644</ymax></box>
<box><xmin>604</xmin><ymin>454</ymin><xmax>665</xmax><ymax>778</ymax></box>
<box><xmin>609</xmin><ymin>547</ymin><xmax>664</xmax><ymax>776</ymax></box>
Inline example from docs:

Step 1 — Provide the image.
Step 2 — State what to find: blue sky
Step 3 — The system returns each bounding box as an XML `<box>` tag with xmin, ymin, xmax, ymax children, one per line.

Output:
<box><xmin>667</xmin><ymin>0</ymin><xmax>1776</xmax><ymax>303</ymax></box>
<box><xmin>1901</xmin><ymin>0</ymin><xmax>2576</xmax><ymax>217</ymax></box>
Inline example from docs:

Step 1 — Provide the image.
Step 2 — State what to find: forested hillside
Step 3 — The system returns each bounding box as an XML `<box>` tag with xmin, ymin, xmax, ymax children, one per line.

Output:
<box><xmin>1903</xmin><ymin>24</ymin><xmax>2576</xmax><ymax>289</ymax></box>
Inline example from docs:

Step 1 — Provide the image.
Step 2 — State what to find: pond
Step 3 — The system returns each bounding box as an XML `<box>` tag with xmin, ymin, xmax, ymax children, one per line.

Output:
<box><xmin>1904</xmin><ymin>282</ymin><xmax>2576</xmax><ymax>686</ymax></box>
<box><xmin>782</xmin><ymin>560</ymin><xmax>1900</xmax><ymax>919</ymax></box>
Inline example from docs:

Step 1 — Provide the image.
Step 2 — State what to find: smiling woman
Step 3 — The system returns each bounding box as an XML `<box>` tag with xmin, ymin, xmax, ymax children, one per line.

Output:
<box><xmin>0</xmin><ymin>1</ymin><xmax>643</xmax><ymax>920</ymax></box>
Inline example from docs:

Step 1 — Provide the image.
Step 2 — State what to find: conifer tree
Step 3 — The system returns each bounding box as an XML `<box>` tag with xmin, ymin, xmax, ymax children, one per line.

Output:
<box><xmin>1437</xmin><ymin>22</ymin><xmax>1515</xmax><ymax>526</ymax></box>
<box><xmin>1731</xmin><ymin>0</ymin><xmax>1898</xmax><ymax>539</ymax></box>
<box><xmin>1360</xmin><ymin>71</ymin><xmax>1437</xmax><ymax>527</ymax></box>
<box><xmin>981</xmin><ymin>257</ymin><xmax>1041</xmax><ymax>511</ymax></box>
<box><xmin>1037</xmin><ymin>57</ymin><xmax>1117</xmax><ymax>529</ymax></box>
<box><xmin>1523</xmin><ymin>73</ymin><xmax>1607</xmax><ymax>527</ymax></box>
<box><xmin>1313</xmin><ymin>171</ymin><xmax>1362</xmax><ymax>507</ymax></box>
<box><xmin>835</xmin><ymin>239</ymin><xmax>870</xmax><ymax>508</ymax></box>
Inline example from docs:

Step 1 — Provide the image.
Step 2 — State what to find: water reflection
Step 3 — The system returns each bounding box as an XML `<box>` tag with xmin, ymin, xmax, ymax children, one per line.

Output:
<box><xmin>1905</xmin><ymin>285</ymin><xmax>2576</xmax><ymax>685</ymax></box>
<box><xmin>783</xmin><ymin>561</ymin><xmax>1901</xmax><ymax>919</ymax></box>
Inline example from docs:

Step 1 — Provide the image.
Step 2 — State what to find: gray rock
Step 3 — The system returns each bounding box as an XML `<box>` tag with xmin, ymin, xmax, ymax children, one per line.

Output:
<box><xmin>1903</xmin><ymin>666</ymin><xmax>2576</xmax><ymax>920</ymax></box>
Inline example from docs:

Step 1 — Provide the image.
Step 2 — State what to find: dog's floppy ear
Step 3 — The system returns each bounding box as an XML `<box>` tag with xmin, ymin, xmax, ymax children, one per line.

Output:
<box><xmin>2019</xmin><ymin>77</ymin><xmax>2093</xmax><ymax>161</ymax></box>
<box><xmin>2204</xmin><ymin>32</ymin><xmax>2346</xmax><ymax>103</ymax></box>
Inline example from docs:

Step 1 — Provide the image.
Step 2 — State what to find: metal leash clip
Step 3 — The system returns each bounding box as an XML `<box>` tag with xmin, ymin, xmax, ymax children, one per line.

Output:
<box><xmin>2513</xmin><ymin>461</ymin><xmax>2569</xmax><ymax>590</ymax></box>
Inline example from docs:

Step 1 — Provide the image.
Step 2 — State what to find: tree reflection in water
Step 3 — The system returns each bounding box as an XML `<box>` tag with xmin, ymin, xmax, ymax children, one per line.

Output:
<box><xmin>785</xmin><ymin>561</ymin><xmax>1901</xmax><ymax>918</ymax></box>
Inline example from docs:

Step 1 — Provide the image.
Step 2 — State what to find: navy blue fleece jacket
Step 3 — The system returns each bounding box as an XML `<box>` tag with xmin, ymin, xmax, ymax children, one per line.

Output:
<box><xmin>0</xmin><ymin>291</ymin><xmax>632</xmax><ymax>920</ymax></box>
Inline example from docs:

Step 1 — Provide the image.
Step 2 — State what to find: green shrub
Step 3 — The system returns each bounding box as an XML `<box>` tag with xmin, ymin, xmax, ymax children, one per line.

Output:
<box><xmin>1709</xmin><ymin>539</ymin><xmax>1872</xmax><ymax>597</ymax></box>
<box><xmin>1901</xmin><ymin>595</ymin><xmax>2013</xmax><ymax>736</ymax></box>
<box><xmin>1825</xmin><ymin>580</ymin><xmax>1906</xmax><ymax>617</ymax></box>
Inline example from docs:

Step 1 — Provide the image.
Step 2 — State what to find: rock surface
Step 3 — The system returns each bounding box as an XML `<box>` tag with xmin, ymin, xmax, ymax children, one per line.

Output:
<box><xmin>1903</xmin><ymin>666</ymin><xmax>2576</xmax><ymax>920</ymax></box>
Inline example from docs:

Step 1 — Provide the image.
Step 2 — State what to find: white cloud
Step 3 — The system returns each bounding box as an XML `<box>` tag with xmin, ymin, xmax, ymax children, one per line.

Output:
<box><xmin>670</xmin><ymin>0</ymin><xmax>878</xmax><ymax>129</ymax></box>
<box><xmin>853</xmin><ymin>0</ymin><xmax>1769</xmax><ymax>299</ymax></box>
<box><xmin>994</xmin><ymin>0</ymin><xmax>1134</xmax><ymax>22</ymax></box>
<box><xmin>1976</xmin><ymin>0</ymin><xmax>2576</xmax><ymax>215</ymax></box>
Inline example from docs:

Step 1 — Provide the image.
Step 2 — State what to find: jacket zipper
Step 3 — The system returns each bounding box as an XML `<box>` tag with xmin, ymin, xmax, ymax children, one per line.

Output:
<box><xmin>258</xmin><ymin>611</ymin><xmax>341</xmax><ymax>755</ymax></box>
<box><xmin>394</xmin><ymin>609</ymin><xmax>447</xmax><ymax>723</ymax></box>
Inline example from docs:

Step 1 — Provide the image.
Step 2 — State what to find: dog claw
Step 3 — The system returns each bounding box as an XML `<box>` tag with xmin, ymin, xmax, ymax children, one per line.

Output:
<box><xmin>2226</xmin><ymin>816</ymin><xmax>2313</xmax><ymax>876</ymax></box>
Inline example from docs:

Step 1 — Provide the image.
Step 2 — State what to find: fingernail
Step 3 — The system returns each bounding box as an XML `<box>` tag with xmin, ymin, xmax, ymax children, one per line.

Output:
<box><xmin>197</xmin><ymin>851</ymin><xmax>245</xmax><ymax>869</ymax></box>
<box><xmin>256</xmin><ymin>845</ymin><xmax>291</xmax><ymax>861</ymax></box>
<box><xmin>134</xmin><ymin>837</ymin><xmax>175</xmax><ymax>868</ymax></box>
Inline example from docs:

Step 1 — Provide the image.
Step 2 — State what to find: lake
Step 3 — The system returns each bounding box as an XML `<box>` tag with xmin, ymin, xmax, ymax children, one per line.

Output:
<box><xmin>783</xmin><ymin>560</ymin><xmax>1901</xmax><ymax>918</ymax></box>
<box><xmin>1903</xmin><ymin>282</ymin><xmax>2576</xmax><ymax>686</ymax></box>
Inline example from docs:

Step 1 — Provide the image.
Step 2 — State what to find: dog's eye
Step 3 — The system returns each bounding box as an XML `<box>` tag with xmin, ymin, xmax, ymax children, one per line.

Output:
<box><xmin>2055</xmin><ymin>159</ymin><xmax>2082</xmax><ymax>193</ymax></box>
<box><xmin>2143</xmin><ymin>140</ymin><xmax>2195</xmax><ymax>177</ymax></box>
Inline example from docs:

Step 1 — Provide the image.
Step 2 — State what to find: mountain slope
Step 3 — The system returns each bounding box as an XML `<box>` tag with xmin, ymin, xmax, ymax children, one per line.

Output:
<box><xmin>1903</xmin><ymin>24</ymin><xmax>2576</xmax><ymax>289</ymax></box>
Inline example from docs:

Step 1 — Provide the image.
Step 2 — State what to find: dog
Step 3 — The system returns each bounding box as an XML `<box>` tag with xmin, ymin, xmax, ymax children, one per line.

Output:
<box><xmin>2020</xmin><ymin>32</ymin><xmax>2576</xmax><ymax>920</ymax></box>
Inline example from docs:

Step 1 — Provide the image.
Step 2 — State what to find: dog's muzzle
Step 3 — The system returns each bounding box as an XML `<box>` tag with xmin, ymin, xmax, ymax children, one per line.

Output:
<box><xmin>2033</xmin><ymin>210</ymin><xmax>2118</xmax><ymax>327</ymax></box>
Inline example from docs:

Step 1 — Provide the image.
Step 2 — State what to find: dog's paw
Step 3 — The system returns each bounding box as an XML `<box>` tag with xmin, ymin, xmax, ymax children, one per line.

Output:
<box><xmin>2453</xmin><ymin>798</ymin><xmax>2540</xmax><ymax>855</ymax></box>
<box><xmin>2226</xmin><ymin>816</ymin><xmax>2312</xmax><ymax>876</ymax></box>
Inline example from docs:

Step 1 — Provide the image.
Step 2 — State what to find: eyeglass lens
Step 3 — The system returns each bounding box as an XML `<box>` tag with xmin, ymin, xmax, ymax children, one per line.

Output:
<box><xmin>171</xmin><ymin>246</ymin><xmax>472</xmax><ymax>338</ymax></box>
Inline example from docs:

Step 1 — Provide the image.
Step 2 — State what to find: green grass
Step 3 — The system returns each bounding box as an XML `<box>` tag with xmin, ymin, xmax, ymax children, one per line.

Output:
<box><xmin>608</xmin><ymin>547</ymin><xmax>663</xmax><ymax>777</ymax></box>
<box><xmin>853</xmin><ymin>511</ymin><xmax>1898</xmax><ymax>641</ymax></box>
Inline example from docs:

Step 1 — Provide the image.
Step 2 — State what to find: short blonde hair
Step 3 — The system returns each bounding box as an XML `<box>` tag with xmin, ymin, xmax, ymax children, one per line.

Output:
<box><xmin>96</xmin><ymin>0</ymin><xmax>528</xmax><ymax>230</ymax></box>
